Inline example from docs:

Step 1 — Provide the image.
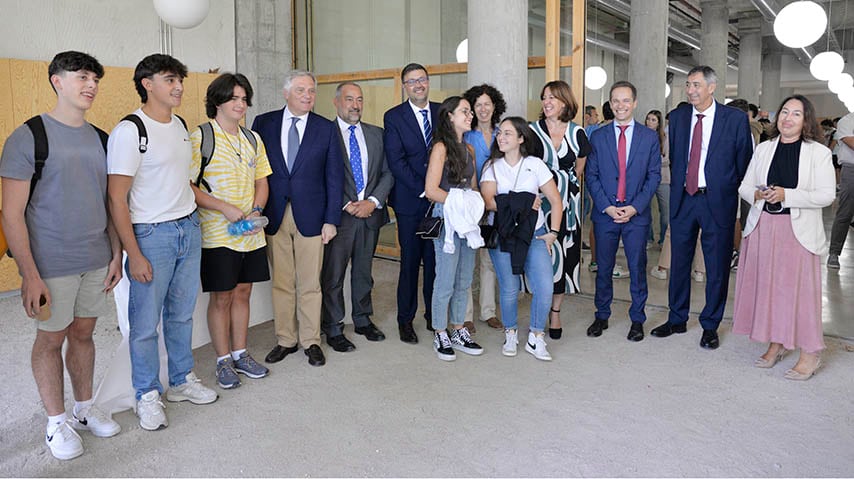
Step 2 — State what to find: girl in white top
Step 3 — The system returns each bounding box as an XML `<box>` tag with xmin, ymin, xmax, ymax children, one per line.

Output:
<box><xmin>480</xmin><ymin>117</ymin><xmax>563</xmax><ymax>360</ymax></box>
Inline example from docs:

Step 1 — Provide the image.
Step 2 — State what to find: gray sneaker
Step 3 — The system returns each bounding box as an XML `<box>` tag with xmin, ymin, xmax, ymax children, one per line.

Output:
<box><xmin>216</xmin><ymin>359</ymin><xmax>241</xmax><ymax>389</ymax></box>
<box><xmin>828</xmin><ymin>254</ymin><xmax>840</xmax><ymax>269</ymax></box>
<box><xmin>233</xmin><ymin>352</ymin><xmax>269</xmax><ymax>379</ymax></box>
<box><xmin>166</xmin><ymin>372</ymin><xmax>218</xmax><ymax>404</ymax></box>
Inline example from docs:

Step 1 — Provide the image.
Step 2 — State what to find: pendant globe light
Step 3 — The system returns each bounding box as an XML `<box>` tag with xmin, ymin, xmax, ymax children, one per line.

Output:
<box><xmin>829</xmin><ymin>73</ymin><xmax>854</xmax><ymax>94</ymax></box>
<box><xmin>773</xmin><ymin>1</ymin><xmax>827</xmax><ymax>48</ymax></box>
<box><xmin>810</xmin><ymin>51</ymin><xmax>845</xmax><ymax>81</ymax></box>
<box><xmin>153</xmin><ymin>0</ymin><xmax>210</xmax><ymax>29</ymax></box>
<box><xmin>585</xmin><ymin>66</ymin><xmax>608</xmax><ymax>90</ymax></box>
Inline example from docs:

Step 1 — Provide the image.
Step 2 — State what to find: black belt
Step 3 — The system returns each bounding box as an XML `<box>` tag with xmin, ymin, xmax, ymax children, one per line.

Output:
<box><xmin>150</xmin><ymin>209</ymin><xmax>197</xmax><ymax>225</ymax></box>
<box><xmin>686</xmin><ymin>187</ymin><xmax>708</xmax><ymax>195</ymax></box>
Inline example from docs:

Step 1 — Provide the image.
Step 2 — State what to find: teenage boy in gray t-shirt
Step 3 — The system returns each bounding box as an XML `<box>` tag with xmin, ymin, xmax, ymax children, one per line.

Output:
<box><xmin>0</xmin><ymin>51</ymin><xmax>122</xmax><ymax>460</ymax></box>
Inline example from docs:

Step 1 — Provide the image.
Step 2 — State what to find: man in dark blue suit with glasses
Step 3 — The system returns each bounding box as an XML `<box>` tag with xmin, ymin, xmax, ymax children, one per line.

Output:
<box><xmin>383</xmin><ymin>63</ymin><xmax>439</xmax><ymax>344</ymax></box>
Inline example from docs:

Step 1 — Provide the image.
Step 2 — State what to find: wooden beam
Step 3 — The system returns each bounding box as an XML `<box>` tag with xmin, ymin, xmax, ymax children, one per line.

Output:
<box><xmin>528</xmin><ymin>56</ymin><xmax>573</xmax><ymax>69</ymax></box>
<box><xmin>572</xmin><ymin>0</ymin><xmax>586</xmax><ymax>125</ymax></box>
<box><xmin>545</xmin><ymin>0</ymin><xmax>560</xmax><ymax>82</ymax></box>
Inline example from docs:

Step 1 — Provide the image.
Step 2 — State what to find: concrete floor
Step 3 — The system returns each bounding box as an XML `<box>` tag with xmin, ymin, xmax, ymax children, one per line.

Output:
<box><xmin>1</xmin><ymin>210</ymin><xmax>853</xmax><ymax>477</ymax></box>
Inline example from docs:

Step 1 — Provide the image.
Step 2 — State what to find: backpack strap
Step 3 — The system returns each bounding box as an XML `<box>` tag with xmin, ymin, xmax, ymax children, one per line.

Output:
<box><xmin>121</xmin><ymin>114</ymin><xmax>148</xmax><ymax>153</ymax></box>
<box><xmin>238</xmin><ymin>125</ymin><xmax>258</xmax><ymax>153</ymax></box>
<box><xmin>93</xmin><ymin>126</ymin><xmax>109</xmax><ymax>153</ymax></box>
<box><xmin>196</xmin><ymin>122</ymin><xmax>215</xmax><ymax>192</ymax></box>
<box><xmin>24</xmin><ymin>116</ymin><xmax>48</xmax><ymax>205</ymax></box>
<box><xmin>175</xmin><ymin>114</ymin><xmax>188</xmax><ymax>132</ymax></box>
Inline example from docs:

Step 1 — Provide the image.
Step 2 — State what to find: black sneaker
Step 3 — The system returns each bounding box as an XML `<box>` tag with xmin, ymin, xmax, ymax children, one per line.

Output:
<box><xmin>450</xmin><ymin>327</ymin><xmax>484</xmax><ymax>356</ymax></box>
<box><xmin>730</xmin><ymin>250</ymin><xmax>739</xmax><ymax>271</ymax></box>
<box><xmin>433</xmin><ymin>331</ymin><xmax>456</xmax><ymax>361</ymax></box>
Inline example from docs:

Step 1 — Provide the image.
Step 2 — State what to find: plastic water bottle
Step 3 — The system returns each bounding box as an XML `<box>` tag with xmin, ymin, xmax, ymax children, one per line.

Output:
<box><xmin>228</xmin><ymin>216</ymin><xmax>269</xmax><ymax>235</ymax></box>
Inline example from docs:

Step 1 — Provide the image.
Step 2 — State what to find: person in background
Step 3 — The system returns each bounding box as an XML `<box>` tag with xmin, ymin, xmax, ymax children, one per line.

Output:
<box><xmin>645</xmin><ymin>109</ymin><xmax>669</xmax><ymax>247</ymax></box>
<box><xmin>732</xmin><ymin>94</ymin><xmax>834</xmax><ymax>380</ymax></box>
<box><xmin>462</xmin><ymin>83</ymin><xmax>506</xmax><ymax>332</ymax></box>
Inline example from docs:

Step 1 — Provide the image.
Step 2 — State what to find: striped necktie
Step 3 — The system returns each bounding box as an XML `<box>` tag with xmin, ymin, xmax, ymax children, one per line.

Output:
<box><xmin>420</xmin><ymin>109</ymin><xmax>432</xmax><ymax>147</ymax></box>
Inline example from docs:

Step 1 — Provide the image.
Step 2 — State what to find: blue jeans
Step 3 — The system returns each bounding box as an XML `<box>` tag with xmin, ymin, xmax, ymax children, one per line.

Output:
<box><xmin>431</xmin><ymin>227</ymin><xmax>476</xmax><ymax>331</ymax></box>
<box><xmin>128</xmin><ymin>212</ymin><xmax>201</xmax><ymax>400</ymax></box>
<box><xmin>489</xmin><ymin>226</ymin><xmax>553</xmax><ymax>332</ymax></box>
<box><xmin>652</xmin><ymin>183</ymin><xmax>670</xmax><ymax>244</ymax></box>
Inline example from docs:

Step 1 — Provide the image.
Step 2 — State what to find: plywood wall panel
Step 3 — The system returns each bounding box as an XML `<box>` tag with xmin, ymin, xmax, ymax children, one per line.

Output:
<box><xmin>0</xmin><ymin>59</ymin><xmax>15</xmax><ymax>155</ymax></box>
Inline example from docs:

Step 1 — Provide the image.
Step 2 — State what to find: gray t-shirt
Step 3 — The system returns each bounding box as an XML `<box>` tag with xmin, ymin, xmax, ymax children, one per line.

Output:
<box><xmin>0</xmin><ymin>114</ymin><xmax>111</xmax><ymax>279</ymax></box>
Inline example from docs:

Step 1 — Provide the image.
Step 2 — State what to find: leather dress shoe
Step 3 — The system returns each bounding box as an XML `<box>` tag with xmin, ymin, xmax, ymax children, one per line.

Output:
<box><xmin>627</xmin><ymin>322</ymin><xmax>644</xmax><ymax>342</ymax></box>
<box><xmin>354</xmin><ymin>323</ymin><xmax>386</xmax><ymax>341</ymax></box>
<box><xmin>265</xmin><ymin>344</ymin><xmax>298</xmax><ymax>363</ymax></box>
<box><xmin>586</xmin><ymin>319</ymin><xmax>608</xmax><ymax>337</ymax></box>
<box><xmin>327</xmin><ymin>334</ymin><xmax>356</xmax><ymax>352</ymax></box>
<box><xmin>426</xmin><ymin>319</ymin><xmax>435</xmax><ymax>332</ymax></box>
<box><xmin>650</xmin><ymin>322</ymin><xmax>688</xmax><ymax>338</ymax></box>
<box><xmin>700</xmin><ymin>329</ymin><xmax>720</xmax><ymax>350</ymax></box>
<box><xmin>304</xmin><ymin>344</ymin><xmax>326</xmax><ymax>366</ymax></box>
<box><xmin>399</xmin><ymin>322</ymin><xmax>418</xmax><ymax>344</ymax></box>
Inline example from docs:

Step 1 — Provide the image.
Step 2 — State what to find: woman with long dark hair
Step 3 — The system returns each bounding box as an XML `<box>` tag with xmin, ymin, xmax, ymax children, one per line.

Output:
<box><xmin>529</xmin><ymin>80</ymin><xmax>592</xmax><ymax>339</ymax></box>
<box><xmin>424</xmin><ymin>96</ymin><xmax>484</xmax><ymax>361</ymax></box>
<box><xmin>732</xmin><ymin>94</ymin><xmax>835</xmax><ymax>380</ymax></box>
<box><xmin>481</xmin><ymin>117</ymin><xmax>563</xmax><ymax>360</ymax></box>
<box><xmin>645</xmin><ymin>109</ymin><xmax>669</xmax><ymax>246</ymax></box>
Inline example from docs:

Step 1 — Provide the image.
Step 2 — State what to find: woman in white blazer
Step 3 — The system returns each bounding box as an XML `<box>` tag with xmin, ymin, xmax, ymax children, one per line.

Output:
<box><xmin>732</xmin><ymin>95</ymin><xmax>835</xmax><ymax>381</ymax></box>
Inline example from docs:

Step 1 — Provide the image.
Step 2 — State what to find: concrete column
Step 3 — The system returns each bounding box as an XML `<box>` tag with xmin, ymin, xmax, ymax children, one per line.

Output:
<box><xmin>235</xmin><ymin>0</ymin><xmax>292</xmax><ymax>125</ymax></box>
<box><xmin>468</xmin><ymin>0</ymin><xmax>528</xmax><ymax>117</ymax></box>
<box><xmin>700</xmin><ymin>0</ymin><xmax>729</xmax><ymax>103</ymax></box>
<box><xmin>759</xmin><ymin>34</ymin><xmax>783</xmax><ymax>116</ymax></box>
<box><xmin>440</xmin><ymin>0</ymin><xmax>467</xmax><ymax>91</ymax></box>
<box><xmin>629</xmin><ymin>0</ymin><xmax>668</xmax><ymax>123</ymax></box>
<box><xmin>737</xmin><ymin>15</ymin><xmax>762</xmax><ymax>103</ymax></box>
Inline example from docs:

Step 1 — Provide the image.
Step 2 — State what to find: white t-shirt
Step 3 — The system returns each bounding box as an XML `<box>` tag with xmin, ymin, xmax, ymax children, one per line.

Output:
<box><xmin>481</xmin><ymin>155</ymin><xmax>553</xmax><ymax>229</ymax></box>
<box><xmin>835</xmin><ymin>111</ymin><xmax>854</xmax><ymax>167</ymax></box>
<box><xmin>107</xmin><ymin>109</ymin><xmax>196</xmax><ymax>223</ymax></box>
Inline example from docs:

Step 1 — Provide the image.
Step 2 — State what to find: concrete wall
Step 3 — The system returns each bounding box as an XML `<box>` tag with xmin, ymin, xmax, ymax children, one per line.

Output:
<box><xmin>0</xmin><ymin>0</ymin><xmax>236</xmax><ymax>73</ymax></box>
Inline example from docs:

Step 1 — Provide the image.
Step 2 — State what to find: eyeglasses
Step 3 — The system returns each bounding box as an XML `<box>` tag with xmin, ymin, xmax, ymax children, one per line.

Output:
<box><xmin>403</xmin><ymin>77</ymin><xmax>429</xmax><ymax>87</ymax></box>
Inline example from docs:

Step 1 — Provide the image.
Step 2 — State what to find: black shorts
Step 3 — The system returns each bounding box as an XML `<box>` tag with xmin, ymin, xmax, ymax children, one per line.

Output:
<box><xmin>200</xmin><ymin>246</ymin><xmax>270</xmax><ymax>292</ymax></box>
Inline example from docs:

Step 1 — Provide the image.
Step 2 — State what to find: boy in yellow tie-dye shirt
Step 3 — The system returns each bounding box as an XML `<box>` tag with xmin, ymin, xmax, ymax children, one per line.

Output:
<box><xmin>189</xmin><ymin>73</ymin><xmax>272</xmax><ymax>390</ymax></box>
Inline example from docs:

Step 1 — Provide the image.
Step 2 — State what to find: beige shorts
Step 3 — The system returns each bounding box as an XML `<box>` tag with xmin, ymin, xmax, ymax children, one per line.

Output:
<box><xmin>37</xmin><ymin>266</ymin><xmax>110</xmax><ymax>332</ymax></box>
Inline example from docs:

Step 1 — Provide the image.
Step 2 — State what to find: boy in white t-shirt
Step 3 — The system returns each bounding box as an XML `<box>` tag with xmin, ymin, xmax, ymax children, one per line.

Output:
<box><xmin>107</xmin><ymin>54</ymin><xmax>216</xmax><ymax>432</ymax></box>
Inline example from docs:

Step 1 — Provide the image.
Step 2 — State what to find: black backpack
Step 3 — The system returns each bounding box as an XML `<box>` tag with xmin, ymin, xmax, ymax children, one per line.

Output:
<box><xmin>195</xmin><ymin>121</ymin><xmax>258</xmax><ymax>192</ymax></box>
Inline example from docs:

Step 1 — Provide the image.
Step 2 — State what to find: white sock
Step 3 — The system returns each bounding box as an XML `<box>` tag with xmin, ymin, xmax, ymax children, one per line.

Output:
<box><xmin>73</xmin><ymin>399</ymin><xmax>93</xmax><ymax>418</ymax></box>
<box><xmin>231</xmin><ymin>349</ymin><xmax>246</xmax><ymax>361</ymax></box>
<box><xmin>46</xmin><ymin>412</ymin><xmax>67</xmax><ymax>434</ymax></box>
<box><xmin>216</xmin><ymin>354</ymin><xmax>231</xmax><ymax>364</ymax></box>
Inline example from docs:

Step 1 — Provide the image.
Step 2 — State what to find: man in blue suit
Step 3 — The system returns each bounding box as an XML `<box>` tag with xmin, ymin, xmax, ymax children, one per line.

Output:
<box><xmin>252</xmin><ymin>70</ymin><xmax>343</xmax><ymax>367</ymax></box>
<box><xmin>383</xmin><ymin>63</ymin><xmax>439</xmax><ymax>344</ymax></box>
<box><xmin>650</xmin><ymin>65</ymin><xmax>752</xmax><ymax>349</ymax></box>
<box><xmin>585</xmin><ymin>81</ymin><xmax>661</xmax><ymax>342</ymax></box>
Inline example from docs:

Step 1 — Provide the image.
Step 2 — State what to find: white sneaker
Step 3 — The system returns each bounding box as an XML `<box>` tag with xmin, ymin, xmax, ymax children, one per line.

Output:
<box><xmin>612</xmin><ymin>265</ymin><xmax>630</xmax><ymax>279</ymax></box>
<box><xmin>46</xmin><ymin>421</ymin><xmax>84</xmax><ymax>460</ymax></box>
<box><xmin>502</xmin><ymin>329</ymin><xmax>518</xmax><ymax>357</ymax></box>
<box><xmin>692</xmin><ymin>270</ymin><xmax>705</xmax><ymax>282</ymax></box>
<box><xmin>72</xmin><ymin>405</ymin><xmax>120</xmax><ymax>438</ymax></box>
<box><xmin>166</xmin><ymin>371</ymin><xmax>218</xmax><ymax>405</ymax></box>
<box><xmin>525</xmin><ymin>332</ymin><xmax>552</xmax><ymax>361</ymax></box>
<box><xmin>649</xmin><ymin>266</ymin><xmax>667</xmax><ymax>280</ymax></box>
<box><xmin>137</xmin><ymin>390</ymin><xmax>168</xmax><ymax>431</ymax></box>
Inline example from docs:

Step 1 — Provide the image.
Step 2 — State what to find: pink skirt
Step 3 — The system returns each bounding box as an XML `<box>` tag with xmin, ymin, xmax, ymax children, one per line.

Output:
<box><xmin>732</xmin><ymin>212</ymin><xmax>825</xmax><ymax>352</ymax></box>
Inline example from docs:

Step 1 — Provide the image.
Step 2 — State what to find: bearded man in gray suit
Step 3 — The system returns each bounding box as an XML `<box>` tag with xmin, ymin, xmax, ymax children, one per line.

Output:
<box><xmin>321</xmin><ymin>82</ymin><xmax>394</xmax><ymax>352</ymax></box>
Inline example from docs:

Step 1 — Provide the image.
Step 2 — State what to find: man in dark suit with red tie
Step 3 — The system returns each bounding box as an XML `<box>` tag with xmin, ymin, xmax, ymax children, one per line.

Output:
<box><xmin>650</xmin><ymin>65</ymin><xmax>753</xmax><ymax>349</ymax></box>
<box><xmin>252</xmin><ymin>70</ymin><xmax>343</xmax><ymax>367</ymax></box>
<box><xmin>585</xmin><ymin>81</ymin><xmax>661</xmax><ymax>342</ymax></box>
<box><xmin>383</xmin><ymin>63</ymin><xmax>440</xmax><ymax>344</ymax></box>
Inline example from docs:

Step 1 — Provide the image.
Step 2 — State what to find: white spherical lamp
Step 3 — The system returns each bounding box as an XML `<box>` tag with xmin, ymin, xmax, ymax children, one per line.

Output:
<box><xmin>455</xmin><ymin>39</ymin><xmax>468</xmax><ymax>63</ymax></box>
<box><xmin>153</xmin><ymin>0</ymin><xmax>210</xmax><ymax>29</ymax></box>
<box><xmin>829</xmin><ymin>73</ymin><xmax>854</xmax><ymax>94</ymax></box>
<box><xmin>810</xmin><ymin>51</ymin><xmax>845</xmax><ymax>81</ymax></box>
<box><xmin>665</xmin><ymin>84</ymin><xmax>671</xmax><ymax>98</ymax></box>
<box><xmin>585</xmin><ymin>66</ymin><xmax>607</xmax><ymax>90</ymax></box>
<box><xmin>838</xmin><ymin>87</ymin><xmax>854</xmax><ymax>105</ymax></box>
<box><xmin>773</xmin><ymin>1</ymin><xmax>827</xmax><ymax>48</ymax></box>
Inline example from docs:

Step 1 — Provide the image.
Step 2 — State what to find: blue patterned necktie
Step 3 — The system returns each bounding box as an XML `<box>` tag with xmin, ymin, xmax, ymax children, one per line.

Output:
<box><xmin>348</xmin><ymin>125</ymin><xmax>365</xmax><ymax>194</ymax></box>
<box><xmin>287</xmin><ymin>117</ymin><xmax>300</xmax><ymax>171</ymax></box>
<box><xmin>420</xmin><ymin>109</ymin><xmax>432</xmax><ymax>147</ymax></box>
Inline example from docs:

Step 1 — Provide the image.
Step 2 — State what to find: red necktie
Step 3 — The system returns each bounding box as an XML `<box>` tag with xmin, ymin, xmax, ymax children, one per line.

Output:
<box><xmin>686</xmin><ymin>113</ymin><xmax>705</xmax><ymax>195</ymax></box>
<box><xmin>617</xmin><ymin>125</ymin><xmax>629</xmax><ymax>202</ymax></box>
